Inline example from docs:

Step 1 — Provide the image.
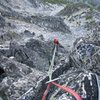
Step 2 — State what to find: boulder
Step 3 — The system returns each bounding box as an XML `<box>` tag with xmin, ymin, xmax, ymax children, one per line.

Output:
<box><xmin>9</xmin><ymin>39</ymin><xmax>67</xmax><ymax>72</ymax></box>
<box><xmin>31</xmin><ymin>15</ymin><xmax>71</xmax><ymax>33</ymax></box>
<box><xmin>0</xmin><ymin>57</ymin><xmax>32</xmax><ymax>78</ymax></box>
<box><xmin>5</xmin><ymin>70</ymin><xmax>44</xmax><ymax>100</ymax></box>
<box><xmin>22</xmin><ymin>30</ymin><xmax>35</xmax><ymax>37</ymax></box>
<box><xmin>0</xmin><ymin>56</ymin><xmax>44</xmax><ymax>100</ymax></box>
<box><xmin>48</xmin><ymin>68</ymin><xmax>98</xmax><ymax>100</ymax></box>
<box><xmin>70</xmin><ymin>33</ymin><xmax>100</xmax><ymax>75</ymax></box>
<box><xmin>0</xmin><ymin>15</ymin><xmax>5</xmax><ymax>28</ymax></box>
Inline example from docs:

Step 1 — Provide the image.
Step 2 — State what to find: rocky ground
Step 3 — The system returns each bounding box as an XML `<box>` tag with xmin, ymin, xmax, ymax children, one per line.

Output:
<box><xmin>0</xmin><ymin>0</ymin><xmax>100</xmax><ymax>100</ymax></box>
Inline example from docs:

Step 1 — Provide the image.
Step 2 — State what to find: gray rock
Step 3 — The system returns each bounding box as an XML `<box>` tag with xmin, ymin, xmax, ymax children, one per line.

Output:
<box><xmin>5</xmin><ymin>70</ymin><xmax>44</xmax><ymax>100</ymax></box>
<box><xmin>28</xmin><ymin>0</ymin><xmax>38</xmax><ymax>8</ymax></box>
<box><xmin>0</xmin><ymin>56</ymin><xmax>32</xmax><ymax>79</ymax></box>
<box><xmin>9</xmin><ymin>39</ymin><xmax>67</xmax><ymax>72</ymax></box>
<box><xmin>0</xmin><ymin>15</ymin><xmax>5</xmax><ymax>28</ymax></box>
<box><xmin>0</xmin><ymin>47</ymin><xmax>10</xmax><ymax>57</ymax></box>
<box><xmin>22</xmin><ymin>30</ymin><xmax>35</xmax><ymax>37</ymax></box>
<box><xmin>9</xmin><ymin>40</ymin><xmax>50</xmax><ymax>72</ymax></box>
<box><xmin>48</xmin><ymin>68</ymin><xmax>98</xmax><ymax>100</ymax></box>
<box><xmin>88</xmin><ymin>32</ymin><xmax>100</xmax><ymax>46</ymax></box>
<box><xmin>31</xmin><ymin>15</ymin><xmax>71</xmax><ymax>33</ymax></box>
<box><xmin>33</xmin><ymin>57</ymin><xmax>70</xmax><ymax>100</ymax></box>
<box><xmin>0</xmin><ymin>1</ymin><xmax>99</xmax><ymax>100</ymax></box>
<box><xmin>0</xmin><ymin>56</ymin><xmax>45</xmax><ymax>100</ymax></box>
<box><xmin>70</xmin><ymin>36</ymin><xmax>100</xmax><ymax>75</ymax></box>
<box><xmin>57</xmin><ymin>3</ymin><xmax>88</xmax><ymax>17</ymax></box>
<box><xmin>37</xmin><ymin>34</ymin><xmax>44</xmax><ymax>40</ymax></box>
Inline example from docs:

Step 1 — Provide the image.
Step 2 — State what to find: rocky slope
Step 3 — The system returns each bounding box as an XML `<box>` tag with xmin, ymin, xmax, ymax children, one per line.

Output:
<box><xmin>0</xmin><ymin>0</ymin><xmax>100</xmax><ymax>100</ymax></box>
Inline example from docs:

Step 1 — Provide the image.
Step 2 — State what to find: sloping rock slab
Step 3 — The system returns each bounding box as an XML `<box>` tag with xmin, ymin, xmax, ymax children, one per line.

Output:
<box><xmin>9</xmin><ymin>39</ymin><xmax>67</xmax><ymax>72</ymax></box>
<box><xmin>70</xmin><ymin>37</ymin><xmax>100</xmax><ymax>75</ymax></box>
<box><xmin>48</xmin><ymin>68</ymin><xmax>98</xmax><ymax>100</ymax></box>
<box><xmin>0</xmin><ymin>57</ymin><xmax>45</xmax><ymax>100</ymax></box>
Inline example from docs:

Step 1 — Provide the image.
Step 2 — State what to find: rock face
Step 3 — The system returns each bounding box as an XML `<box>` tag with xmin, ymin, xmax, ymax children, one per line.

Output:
<box><xmin>34</xmin><ymin>32</ymin><xmax>100</xmax><ymax>100</ymax></box>
<box><xmin>57</xmin><ymin>3</ymin><xmax>88</xmax><ymax>16</ymax></box>
<box><xmin>0</xmin><ymin>57</ymin><xmax>32</xmax><ymax>78</ymax></box>
<box><xmin>31</xmin><ymin>15</ymin><xmax>71</xmax><ymax>33</ymax></box>
<box><xmin>70</xmin><ymin>33</ymin><xmax>100</xmax><ymax>75</ymax></box>
<box><xmin>48</xmin><ymin>69</ymin><xmax>98</xmax><ymax>100</ymax></box>
<box><xmin>9</xmin><ymin>39</ymin><xmax>67</xmax><ymax>72</ymax></box>
<box><xmin>0</xmin><ymin>0</ymin><xmax>100</xmax><ymax>100</ymax></box>
<box><xmin>0</xmin><ymin>15</ymin><xmax>5</xmax><ymax>28</ymax></box>
<box><xmin>9</xmin><ymin>39</ymin><xmax>50</xmax><ymax>72</ymax></box>
<box><xmin>22</xmin><ymin>30</ymin><xmax>35</xmax><ymax>37</ymax></box>
<box><xmin>0</xmin><ymin>0</ymin><xmax>71</xmax><ymax>33</ymax></box>
<box><xmin>0</xmin><ymin>56</ymin><xmax>45</xmax><ymax>100</ymax></box>
<box><xmin>0</xmin><ymin>37</ymin><xmax>67</xmax><ymax>100</ymax></box>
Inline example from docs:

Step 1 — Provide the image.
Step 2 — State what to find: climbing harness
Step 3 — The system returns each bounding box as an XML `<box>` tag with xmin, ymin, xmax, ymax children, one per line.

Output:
<box><xmin>42</xmin><ymin>38</ymin><xmax>82</xmax><ymax>100</ymax></box>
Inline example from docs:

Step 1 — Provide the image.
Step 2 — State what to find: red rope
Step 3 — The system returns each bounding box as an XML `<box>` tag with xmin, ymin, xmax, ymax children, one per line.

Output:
<box><xmin>42</xmin><ymin>82</ymin><xmax>82</xmax><ymax>100</ymax></box>
<box><xmin>42</xmin><ymin>83</ymin><xmax>51</xmax><ymax>100</ymax></box>
<box><xmin>52</xmin><ymin>82</ymin><xmax>82</xmax><ymax>100</ymax></box>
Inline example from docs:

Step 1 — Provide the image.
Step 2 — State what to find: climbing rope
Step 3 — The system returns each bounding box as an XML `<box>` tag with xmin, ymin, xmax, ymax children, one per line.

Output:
<box><xmin>51</xmin><ymin>82</ymin><xmax>82</xmax><ymax>100</ymax></box>
<box><xmin>42</xmin><ymin>83</ymin><xmax>52</xmax><ymax>100</ymax></box>
<box><xmin>48</xmin><ymin>40</ymin><xmax>57</xmax><ymax>81</ymax></box>
<box><xmin>42</xmin><ymin>38</ymin><xmax>82</xmax><ymax>100</ymax></box>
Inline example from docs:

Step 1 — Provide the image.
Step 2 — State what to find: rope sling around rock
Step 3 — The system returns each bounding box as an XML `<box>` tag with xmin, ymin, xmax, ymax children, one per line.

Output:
<box><xmin>42</xmin><ymin>38</ymin><xmax>82</xmax><ymax>100</ymax></box>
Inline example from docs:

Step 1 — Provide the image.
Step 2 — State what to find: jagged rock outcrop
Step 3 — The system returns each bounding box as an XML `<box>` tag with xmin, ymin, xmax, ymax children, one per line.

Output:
<box><xmin>22</xmin><ymin>30</ymin><xmax>35</xmax><ymax>37</ymax></box>
<box><xmin>0</xmin><ymin>15</ymin><xmax>5</xmax><ymax>28</ymax></box>
<box><xmin>0</xmin><ymin>0</ymin><xmax>71</xmax><ymax>33</ymax></box>
<box><xmin>57</xmin><ymin>3</ymin><xmax>89</xmax><ymax>16</ymax></box>
<box><xmin>37</xmin><ymin>32</ymin><xmax>99</xmax><ymax>100</ymax></box>
<box><xmin>35</xmin><ymin>32</ymin><xmax>100</xmax><ymax>100</ymax></box>
<box><xmin>9</xmin><ymin>39</ymin><xmax>67</xmax><ymax>72</ymax></box>
<box><xmin>0</xmin><ymin>0</ymin><xmax>100</xmax><ymax>100</ymax></box>
<box><xmin>0</xmin><ymin>56</ymin><xmax>45</xmax><ymax>100</ymax></box>
<box><xmin>70</xmin><ymin>33</ymin><xmax>100</xmax><ymax>75</ymax></box>
<box><xmin>48</xmin><ymin>68</ymin><xmax>98</xmax><ymax>100</ymax></box>
<box><xmin>31</xmin><ymin>15</ymin><xmax>71</xmax><ymax>33</ymax></box>
<box><xmin>0</xmin><ymin>39</ymin><xmax>68</xmax><ymax>100</ymax></box>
